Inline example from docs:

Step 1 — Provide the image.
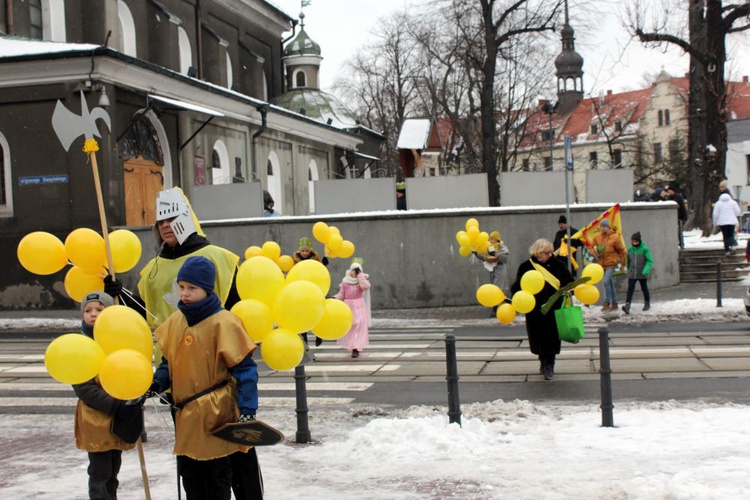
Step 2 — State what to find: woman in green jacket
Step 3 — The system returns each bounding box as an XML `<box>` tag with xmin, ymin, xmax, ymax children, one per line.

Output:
<box><xmin>622</xmin><ymin>232</ymin><xmax>653</xmax><ymax>314</ymax></box>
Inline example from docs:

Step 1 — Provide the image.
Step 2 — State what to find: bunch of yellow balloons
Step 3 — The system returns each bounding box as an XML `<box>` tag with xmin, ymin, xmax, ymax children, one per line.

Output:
<box><xmin>44</xmin><ymin>305</ymin><xmax>154</xmax><ymax>400</ymax></box>
<box><xmin>17</xmin><ymin>228</ymin><xmax>143</xmax><ymax>302</ymax></box>
<box><xmin>244</xmin><ymin>241</ymin><xmax>295</xmax><ymax>273</ymax></box>
<box><xmin>456</xmin><ymin>218</ymin><xmax>490</xmax><ymax>257</ymax></box>
<box><xmin>312</xmin><ymin>221</ymin><xmax>355</xmax><ymax>259</ymax></box>
<box><xmin>232</xmin><ymin>255</ymin><xmax>353</xmax><ymax>371</ymax></box>
<box><xmin>575</xmin><ymin>263</ymin><xmax>603</xmax><ymax>305</ymax></box>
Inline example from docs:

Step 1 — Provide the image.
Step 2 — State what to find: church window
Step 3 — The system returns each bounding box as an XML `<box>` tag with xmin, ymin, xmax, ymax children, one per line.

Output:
<box><xmin>121</xmin><ymin>116</ymin><xmax>164</xmax><ymax>164</ymax></box>
<box><xmin>295</xmin><ymin>70</ymin><xmax>307</xmax><ymax>88</ymax></box>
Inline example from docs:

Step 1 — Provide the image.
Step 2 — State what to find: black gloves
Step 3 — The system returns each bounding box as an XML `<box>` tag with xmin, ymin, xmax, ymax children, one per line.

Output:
<box><xmin>113</xmin><ymin>401</ymin><xmax>145</xmax><ymax>444</ymax></box>
<box><xmin>103</xmin><ymin>275</ymin><xmax>123</xmax><ymax>298</ymax></box>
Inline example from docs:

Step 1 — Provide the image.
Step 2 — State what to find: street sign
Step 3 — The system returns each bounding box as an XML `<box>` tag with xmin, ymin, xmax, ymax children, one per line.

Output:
<box><xmin>19</xmin><ymin>175</ymin><xmax>69</xmax><ymax>185</ymax></box>
<box><xmin>564</xmin><ymin>135</ymin><xmax>573</xmax><ymax>169</ymax></box>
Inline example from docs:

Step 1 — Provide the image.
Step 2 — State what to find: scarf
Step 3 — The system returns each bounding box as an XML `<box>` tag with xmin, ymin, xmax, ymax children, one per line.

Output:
<box><xmin>81</xmin><ymin>321</ymin><xmax>94</xmax><ymax>339</ymax></box>
<box><xmin>178</xmin><ymin>292</ymin><xmax>223</xmax><ymax>326</ymax></box>
<box><xmin>343</xmin><ymin>274</ymin><xmax>360</xmax><ymax>285</ymax></box>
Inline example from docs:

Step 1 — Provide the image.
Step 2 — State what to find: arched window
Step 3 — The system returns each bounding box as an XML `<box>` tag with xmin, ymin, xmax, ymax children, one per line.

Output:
<box><xmin>178</xmin><ymin>27</ymin><xmax>192</xmax><ymax>75</ymax></box>
<box><xmin>262</xmin><ymin>70</ymin><xmax>269</xmax><ymax>101</ymax></box>
<box><xmin>226</xmin><ymin>52</ymin><xmax>233</xmax><ymax>89</ymax></box>
<box><xmin>0</xmin><ymin>132</ymin><xmax>12</xmax><ymax>217</ymax></box>
<box><xmin>212</xmin><ymin>140</ymin><xmax>230</xmax><ymax>185</ymax></box>
<box><xmin>117</xmin><ymin>0</ymin><xmax>137</xmax><ymax>57</ymax></box>
<box><xmin>308</xmin><ymin>160</ymin><xmax>319</xmax><ymax>213</ymax></box>
<box><xmin>266</xmin><ymin>152</ymin><xmax>282</xmax><ymax>214</ymax></box>
<box><xmin>295</xmin><ymin>70</ymin><xmax>306</xmax><ymax>88</ymax></box>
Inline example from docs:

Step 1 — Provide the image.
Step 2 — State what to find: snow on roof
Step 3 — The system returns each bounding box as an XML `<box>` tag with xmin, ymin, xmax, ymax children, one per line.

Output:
<box><xmin>397</xmin><ymin>118</ymin><xmax>431</xmax><ymax>149</ymax></box>
<box><xmin>0</xmin><ymin>36</ymin><xmax>99</xmax><ymax>58</ymax></box>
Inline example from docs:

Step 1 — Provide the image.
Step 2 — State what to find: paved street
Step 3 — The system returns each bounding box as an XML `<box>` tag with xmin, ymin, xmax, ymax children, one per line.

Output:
<box><xmin>2</xmin><ymin>321</ymin><xmax>750</xmax><ymax>416</ymax></box>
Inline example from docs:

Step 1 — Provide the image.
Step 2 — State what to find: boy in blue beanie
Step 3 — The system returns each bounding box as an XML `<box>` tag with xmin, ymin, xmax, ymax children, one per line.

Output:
<box><xmin>152</xmin><ymin>256</ymin><xmax>262</xmax><ymax>499</ymax></box>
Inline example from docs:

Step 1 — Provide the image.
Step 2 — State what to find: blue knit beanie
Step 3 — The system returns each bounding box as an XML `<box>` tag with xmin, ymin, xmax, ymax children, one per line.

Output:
<box><xmin>177</xmin><ymin>256</ymin><xmax>216</xmax><ymax>293</ymax></box>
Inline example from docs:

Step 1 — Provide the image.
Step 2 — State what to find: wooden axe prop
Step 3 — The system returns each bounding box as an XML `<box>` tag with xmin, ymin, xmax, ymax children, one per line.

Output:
<box><xmin>52</xmin><ymin>91</ymin><xmax>152</xmax><ymax>500</ymax></box>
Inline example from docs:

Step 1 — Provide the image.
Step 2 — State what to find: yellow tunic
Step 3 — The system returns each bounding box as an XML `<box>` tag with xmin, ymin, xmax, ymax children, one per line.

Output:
<box><xmin>138</xmin><ymin>245</ymin><xmax>239</xmax><ymax>329</ymax></box>
<box><xmin>155</xmin><ymin>309</ymin><xmax>255</xmax><ymax>460</ymax></box>
<box><xmin>74</xmin><ymin>379</ymin><xmax>136</xmax><ymax>453</ymax></box>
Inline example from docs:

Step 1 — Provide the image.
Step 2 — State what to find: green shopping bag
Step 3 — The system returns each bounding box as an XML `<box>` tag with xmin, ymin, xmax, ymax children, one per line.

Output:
<box><xmin>554</xmin><ymin>298</ymin><xmax>585</xmax><ymax>344</ymax></box>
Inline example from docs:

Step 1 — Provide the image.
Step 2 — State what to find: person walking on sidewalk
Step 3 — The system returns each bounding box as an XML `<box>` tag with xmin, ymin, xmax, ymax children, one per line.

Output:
<box><xmin>713</xmin><ymin>192</ymin><xmax>741</xmax><ymax>256</ymax></box>
<box><xmin>622</xmin><ymin>232</ymin><xmax>653</xmax><ymax>314</ymax></box>
<box><xmin>592</xmin><ymin>219</ymin><xmax>627</xmax><ymax>312</ymax></box>
<box><xmin>473</xmin><ymin>231</ymin><xmax>510</xmax><ymax>309</ymax></box>
<box><xmin>334</xmin><ymin>259</ymin><xmax>372</xmax><ymax>358</ymax></box>
<box><xmin>510</xmin><ymin>238</ymin><xmax>574</xmax><ymax>380</ymax></box>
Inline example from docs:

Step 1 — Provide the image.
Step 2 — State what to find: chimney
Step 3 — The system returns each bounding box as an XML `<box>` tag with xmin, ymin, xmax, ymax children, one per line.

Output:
<box><xmin>538</xmin><ymin>99</ymin><xmax>549</xmax><ymax>110</ymax></box>
<box><xmin>607</xmin><ymin>90</ymin><xmax>613</xmax><ymax>97</ymax></box>
<box><xmin>744</xmin><ymin>76</ymin><xmax>749</xmax><ymax>84</ymax></box>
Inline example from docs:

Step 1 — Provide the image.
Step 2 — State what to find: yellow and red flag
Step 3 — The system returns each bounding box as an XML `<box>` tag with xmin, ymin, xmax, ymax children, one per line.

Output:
<box><xmin>570</xmin><ymin>204</ymin><xmax>626</xmax><ymax>268</ymax></box>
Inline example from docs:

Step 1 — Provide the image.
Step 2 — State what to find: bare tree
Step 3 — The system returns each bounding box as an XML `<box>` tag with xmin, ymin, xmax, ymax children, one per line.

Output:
<box><xmin>627</xmin><ymin>0</ymin><xmax>750</xmax><ymax>233</ymax></box>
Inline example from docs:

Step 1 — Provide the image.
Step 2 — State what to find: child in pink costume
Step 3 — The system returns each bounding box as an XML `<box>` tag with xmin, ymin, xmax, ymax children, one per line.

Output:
<box><xmin>334</xmin><ymin>261</ymin><xmax>372</xmax><ymax>358</ymax></box>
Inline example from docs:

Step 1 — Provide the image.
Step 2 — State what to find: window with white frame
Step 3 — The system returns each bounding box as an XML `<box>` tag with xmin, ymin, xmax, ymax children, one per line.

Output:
<box><xmin>211</xmin><ymin>140</ymin><xmax>230</xmax><ymax>184</ymax></box>
<box><xmin>0</xmin><ymin>133</ymin><xmax>13</xmax><ymax>217</ymax></box>
<box><xmin>117</xmin><ymin>0</ymin><xmax>137</xmax><ymax>56</ymax></box>
<box><xmin>589</xmin><ymin>151</ymin><xmax>598</xmax><ymax>168</ymax></box>
<box><xmin>178</xmin><ymin>27</ymin><xmax>192</xmax><ymax>75</ymax></box>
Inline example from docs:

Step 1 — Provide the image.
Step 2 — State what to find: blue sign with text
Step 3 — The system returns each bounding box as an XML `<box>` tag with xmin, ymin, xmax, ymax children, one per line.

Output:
<box><xmin>19</xmin><ymin>175</ymin><xmax>69</xmax><ymax>185</ymax></box>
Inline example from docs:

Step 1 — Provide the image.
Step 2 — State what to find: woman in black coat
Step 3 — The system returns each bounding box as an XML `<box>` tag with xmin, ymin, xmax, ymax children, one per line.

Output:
<box><xmin>510</xmin><ymin>238</ymin><xmax>574</xmax><ymax>380</ymax></box>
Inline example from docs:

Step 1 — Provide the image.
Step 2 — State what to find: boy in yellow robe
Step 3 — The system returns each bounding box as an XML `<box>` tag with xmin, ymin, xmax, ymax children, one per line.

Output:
<box><xmin>73</xmin><ymin>291</ymin><xmax>143</xmax><ymax>500</ymax></box>
<box><xmin>152</xmin><ymin>256</ymin><xmax>260</xmax><ymax>499</ymax></box>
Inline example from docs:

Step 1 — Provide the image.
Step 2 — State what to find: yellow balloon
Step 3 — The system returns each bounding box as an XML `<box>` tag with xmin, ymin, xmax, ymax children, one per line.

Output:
<box><xmin>338</xmin><ymin>240</ymin><xmax>355</xmax><ymax>259</ymax></box>
<box><xmin>325</xmin><ymin>245</ymin><xmax>338</xmax><ymax>258</ymax></box>
<box><xmin>94</xmin><ymin>305</ymin><xmax>154</xmax><ymax>360</ymax></box>
<box><xmin>574</xmin><ymin>284</ymin><xmax>600</xmax><ymax>305</ymax></box>
<box><xmin>456</xmin><ymin>232</ymin><xmax>470</xmax><ymax>247</ymax></box>
<box><xmin>244</xmin><ymin>246</ymin><xmax>263</xmax><ymax>260</ymax></box>
<box><xmin>467</xmin><ymin>225</ymin><xmax>480</xmax><ymax>242</ymax></box>
<box><xmin>512</xmin><ymin>291</ymin><xmax>536</xmax><ymax>314</ymax></box>
<box><xmin>465</xmin><ymin>218</ymin><xmax>479</xmax><ymax>231</ymax></box>
<box><xmin>286</xmin><ymin>259</ymin><xmax>331</xmax><ymax>295</ymax></box>
<box><xmin>496</xmin><ymin>303</ymin><xmax>517</xmax><ymax>325</ymax></box>
<box><xmin>582</xmin><ymin>263</ymin><xmax>604</xmax><ymax>285</ymax></box>
<box><xmin>17</xmin><ymin>231</ymin><xmax>68</xmax><ymax>275</ymax></box>
<box><xmin>261</xmin><ymin>328</ymin><xmax>305</xmax><ymax>371</ymax></box>
<box><xmin>476</xmin><ymin>284</ymin><xmax>505</xmax><ymax>307</ymax></box>
<box><xmin>327</xmin><ymin>233</ymin><xmax>344</xmax><ymax>252</ymax></box>
<box><xmin>520</xmin><ymin>270</ymin><xmax>545</xmax><ymax>295</ymax></box>
<box><xmin>261</xmin><ymin>241</ymin><xmax>282</xmax><ymax>260</ymax></box>
<box><xmin>65</xmin><ymin>228</ymin><xmax>107</xmax><ymax>275</ymax></box>
<box><xmin>109</xmin><ymin>229</ymin><xmax>142</xmax><ymax>273</ymax></box>
<box><xmin>236</xmin><ymin>256</ymin><xmax>285</xmax><ymax>306</ymax></box>
<box><xmin>44</xmin><ymin>333</ymin><xmax>105</xmax><ymax>384</ymax></box>
<box><xmin>99</xmin><ymin>349</ymin><xmax>153</xmax><ymax>400</ymax></box>
<box><xmin>312</xmin><ymin>221</ymin><xmax>330</xmax><ymax>243</ymax></box>
<box><xmin>276</xmin><ymin>255</ymin><xmax>295</xmax><ymax>273</ymax></box>
<box><xmin>475</xmin><ymin>241</ymin><xmax>490</xmax><ymax>253</ymax></box>
<box><xmin>231</xmin><ymin>299</ymin><xmax>274</xmax><ymax>343</ymax></box>
<box><xmin>312</xmin><ymin>299</ymin><xmax>354</xmax><ymax>340</ymax></box>
<box><xmin>477</xmin><ymin>232</ymin><xmax>489</xmax><ymax>244</ymax></box>
<box><xmin>328</xmin><ymin>226</ymin><xmax>341</xmax><ymax>237</ymax></box>
<box><xmin>458</xmin><ymin>245</ymin><xmax>472</xmax><ymax>257</ymax></box>
<box><xmin>64</xmin><ymin>266</ymin><xmax>104</xmax><ymax>302</ymax></box>
<box><xmin>272</xmin><ymin>281</ymin><xmax>326</xmax><ymax>333</ymax></box>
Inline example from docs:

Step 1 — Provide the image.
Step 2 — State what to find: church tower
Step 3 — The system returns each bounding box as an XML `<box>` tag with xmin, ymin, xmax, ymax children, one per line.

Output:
<box><xmin>554</xmin><ymin>0</ymin><xmax>584</xmax><ymax>114</ymax></box>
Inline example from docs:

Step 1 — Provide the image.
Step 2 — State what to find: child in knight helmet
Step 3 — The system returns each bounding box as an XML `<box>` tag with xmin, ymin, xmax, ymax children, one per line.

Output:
<box><xmin>74</xmin><ymin>291</ymin><xmax>144</xmax><ymax>500</ymax></box>
<box><xmin>151</xmin><ymin>256</ymin><xmax>261</xmax><ymax>500</ymax></box>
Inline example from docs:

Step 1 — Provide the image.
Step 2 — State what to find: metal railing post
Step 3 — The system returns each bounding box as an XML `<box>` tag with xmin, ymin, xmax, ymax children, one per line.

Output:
<box><xmin>598</xmin><ymin>327</ymin><xmax>614</xmax><ymax>428</ymax></box>
<box><xmin>445</xmin><ymin>335</ymin><xmax>461</xmax><ymax>426</ymax></box>
<box><xmin>716</xmin><ymin>261</ymin><xmax>723</xmax><ymax>307</ymax></box>
<box><xmin>294</xmin><ymin>364</ymin><xmax>311</xmax><ymax>443</ymax></box>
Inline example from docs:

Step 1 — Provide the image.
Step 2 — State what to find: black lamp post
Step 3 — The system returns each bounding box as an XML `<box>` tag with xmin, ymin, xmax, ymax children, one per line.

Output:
<box><xmin>542</xmin><ymin>101</ymin><xmax>559</xmax><ymax>170</ymax></box>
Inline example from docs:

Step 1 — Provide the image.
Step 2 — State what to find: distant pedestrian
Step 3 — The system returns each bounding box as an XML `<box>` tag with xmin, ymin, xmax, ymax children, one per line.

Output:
<box><xmin>666</xmin><ymin>184</ymin><xmax>688</xmax><ymax>249</ymax></box>
<box><xmin>510</xmin><ymin>238</ymin><xmax>574</xmax><ymax>380</ymax></box>
<box><xmin>473</xmin><ymin>230</ymin><xmax>510</xmax><ymax>295</ymax></box>
<box><xmin>718</xmin><ymin>180</ymin><xmax>733</xmax><ymax>200</ymax></box>
<box><xmin>592</xmin><ymin>219</ymin><xmax>627</xmax><ymax>312</ymax></box>
<box><xmin>713</xmin><ymin>192</ymin><xmax>741</xmax><ymax>255</ymax></box>
<box><xmin>334</xmin><ymin>260</ymin><xmax>372</xmax><ymax>358</ymax></box>
<box><xmin>552</xmin><ymin>215</ymin><xmax>582</xmax><ymax>276</ymax></box>
<box><xmin>294</xmin><ymin>237</ymin><xmax>328</xmax><ymax>347</ymax></box>
<box><xmin>633</xmin><ymin>186</ymin><xmax>651</xmax><ymax>202</ymax></box>
<box><xmin>622</xmin><ymin>232</ymin><xmax>653</xmax><ymax>314</ymax></box>
<box><xmin>396</xmin><ymin>182</ymin><xmax>407</xmax><ymax>210</ymax></box>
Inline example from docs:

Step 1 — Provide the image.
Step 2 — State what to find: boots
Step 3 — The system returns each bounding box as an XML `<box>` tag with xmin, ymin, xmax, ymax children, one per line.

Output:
<box><xmin>621</xmin><ymin>302</ymin><xmax>630</xmax><ymax>314</ymax></box>
<box><xmin>610</xmin><ymin>302</ymin><xmax>618</xmax><ymax>312</ymax></box>
<box><xmin>643</xmin><ymin>302</ymin><xmax>651</xmax><ymax>311</ymax></box>
<box><xmin>601</xmin><ymin>302</ymin><xmax>611</xmax><ymax>311</ymax></box>
<box><xmin>543</xmin><ymin>360</ymin><xmax>555</xmax><ymax>380</ymax></box>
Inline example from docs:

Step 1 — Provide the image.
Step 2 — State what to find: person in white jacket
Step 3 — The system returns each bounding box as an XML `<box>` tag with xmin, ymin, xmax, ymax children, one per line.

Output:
<box><xmin>713</xmin><ymin>193</ymin><xmax>741</xmax><ymax>255</ymax></box>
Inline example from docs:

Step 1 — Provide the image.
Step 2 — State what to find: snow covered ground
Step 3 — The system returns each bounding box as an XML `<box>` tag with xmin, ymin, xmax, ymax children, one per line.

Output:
<box><xmin>2</xmin><ymin>229</ymin><xmax>750</xmax><ymax>499</ymax></box>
